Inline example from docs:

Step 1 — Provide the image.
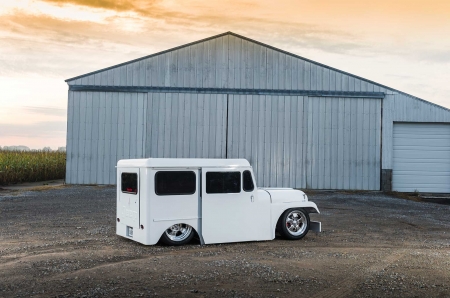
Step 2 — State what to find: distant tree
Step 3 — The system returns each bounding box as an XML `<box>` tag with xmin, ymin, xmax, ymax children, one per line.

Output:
<box><xmin>42</xmin><ymin>147</ymin><xmax>52</xmax><ymax>152</ymax></box>
<box><xmin>2</xmin><ymin>146</ymin><xmax>30</xmax><ymax>151</ymax></box>
<box><xmin>57</xmin><ymin>147</ymin><xmax>66</xmax><ymax>152</ymax></box>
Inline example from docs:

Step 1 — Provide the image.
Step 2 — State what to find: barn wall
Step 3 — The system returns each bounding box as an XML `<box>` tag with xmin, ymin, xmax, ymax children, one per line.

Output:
<box><xmin>145</xmin><ymin>92</ymin><xmax>227</xmax><ymax>159</ymax></box>
<box><xmin>67</xmin><ymin>34</ymin><xmax>387</xmax><ymax>94</ymax></box>
<box><xmin>382</xmin><ymin>93</ymin><xmax>450</xmax><ymax>170</ymax></box>
<box><xmin>65</xmin><ymin>33</ymin><xmax>450</xmax><ymax>190</ymax></box>
<box><xmin>66</xmin><ymin>91</ymin><xmax>147</xmax><ymax>184</ymax></box>
<box><xmin>227</xmin><ymin>95</ymin><xmax>381</xmax><ymax>190</ymax></box>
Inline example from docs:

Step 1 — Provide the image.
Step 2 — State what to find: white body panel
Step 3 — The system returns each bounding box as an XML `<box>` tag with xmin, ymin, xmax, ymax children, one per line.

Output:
<box><xmin>201</xmin><ymin>167</ymin><xmax>272</xmax><ymax>244</ymax></box>
<box><xmin>116</xmin><ymin>158</ymin><xmax>320</xmax><ymax>245</ymax></box>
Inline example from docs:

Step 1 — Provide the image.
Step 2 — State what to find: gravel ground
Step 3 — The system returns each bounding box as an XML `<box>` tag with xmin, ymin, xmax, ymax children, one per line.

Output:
<box><xmin>0</xmin><ymin>185</ymin><xmax>449</xmax><ymax>297</ymax></box>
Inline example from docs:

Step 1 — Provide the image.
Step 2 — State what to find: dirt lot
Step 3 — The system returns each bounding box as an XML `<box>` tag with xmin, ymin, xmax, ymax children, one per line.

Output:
<box><xmin>0</xmin><ymin>186</ymin><xmax>449</xmax><ymax>298</ymax></box>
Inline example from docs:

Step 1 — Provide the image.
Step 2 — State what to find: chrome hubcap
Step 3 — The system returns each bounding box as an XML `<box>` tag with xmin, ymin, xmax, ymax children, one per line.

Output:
<box><xmin>285</xmin><ymin>210</ymin><xmax>307</xmax><ymax>236</ymax></box>
<box><xmin>165</xmin><ymin>224</ymin><xmax>192</xmax><ymax>242</ymax></box>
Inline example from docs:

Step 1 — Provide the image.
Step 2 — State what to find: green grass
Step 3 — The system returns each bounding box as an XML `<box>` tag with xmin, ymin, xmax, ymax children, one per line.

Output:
<box><xmin>0</xmin><ymin>150</ymin><xmax>66</xmax><ymax>185</ymax></box>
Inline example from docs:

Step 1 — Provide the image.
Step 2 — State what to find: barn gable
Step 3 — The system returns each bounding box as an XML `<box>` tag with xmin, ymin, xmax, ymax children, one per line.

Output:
<box><xmin>66</xmin><ymin>32</ymin><xmax>388</xmax><ymax>95</ymax></box>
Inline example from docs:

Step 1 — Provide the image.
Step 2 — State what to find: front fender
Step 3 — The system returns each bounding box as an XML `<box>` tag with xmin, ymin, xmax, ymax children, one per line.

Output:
<box><xmin>271</xmin><ymin>201</ymin><xmax>321</xmax><ymax>238</ymax></box>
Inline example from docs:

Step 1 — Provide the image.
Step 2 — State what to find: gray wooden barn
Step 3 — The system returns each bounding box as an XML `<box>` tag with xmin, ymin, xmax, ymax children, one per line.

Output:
<box><xmin>65</xmin><ymin>32</ymin><xmax>450</xmax><ymax>192</ymax></box>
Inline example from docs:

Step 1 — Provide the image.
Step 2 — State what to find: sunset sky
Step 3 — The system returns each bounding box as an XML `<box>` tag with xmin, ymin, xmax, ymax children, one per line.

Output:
<box><xmin>1</xmin><ymin>0</ymin><xmax>450</xmax><ymax>149</ymax></box>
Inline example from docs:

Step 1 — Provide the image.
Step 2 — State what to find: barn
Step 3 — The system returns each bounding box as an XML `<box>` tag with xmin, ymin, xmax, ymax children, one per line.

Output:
<box><xmin>65</xmin><ymin>32</ymin><xmax>450</xmax><ymax>192</ymax></box>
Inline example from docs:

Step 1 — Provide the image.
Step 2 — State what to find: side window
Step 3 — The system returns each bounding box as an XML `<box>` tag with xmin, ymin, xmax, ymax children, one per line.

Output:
<box><xmin>121</xmin><ymin>173</ymin><xmax>138</xmax><ymax>194</ymax></box>
<box><xmin>155</xmin><ymin>171</ymin><xmax>196</xmax><ymax>195</ymax></box>
<box><xmin>206</xmin><ymin>172</ymin><xmax>241</xmax><ymax>194</ymax></box>
<box><xmin>243</xmin><ymin>170</ymin><xmax>254</xmax><ymax>192</ymax></box>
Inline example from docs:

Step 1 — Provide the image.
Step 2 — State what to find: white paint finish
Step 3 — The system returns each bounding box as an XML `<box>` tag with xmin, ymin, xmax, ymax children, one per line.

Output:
<box><xmin>392</xmin><ymin>123</ymin><xmax>450</xmax><ymax>193</ymax></box>
<box><xmin>117</xmin><ymin>167</ymin><xmax>140</xmax><ymax>228</ymax></box>
<box><xmin>201</xmin><ymin>167</ymin><xmax>271</xmax><ymax>244</ymax></box>
<box><xmin>116</xmin><ymin>160</ymin><xmax>319</xmax><ymax>245</ymax></box>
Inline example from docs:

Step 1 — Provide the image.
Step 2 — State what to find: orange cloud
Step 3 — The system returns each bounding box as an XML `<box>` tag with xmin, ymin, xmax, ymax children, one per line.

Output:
<box><xmin>41</xmin><ymin>0</ymin><xmax>154</xmax><ymax>12</ymax></box>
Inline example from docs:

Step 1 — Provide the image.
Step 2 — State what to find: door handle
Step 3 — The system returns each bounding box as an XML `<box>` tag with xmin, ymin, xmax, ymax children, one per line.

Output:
<box><xmin>251</xmin><ymin>195</ymin><xmax>254</xmax><ymax>202</ymax></box>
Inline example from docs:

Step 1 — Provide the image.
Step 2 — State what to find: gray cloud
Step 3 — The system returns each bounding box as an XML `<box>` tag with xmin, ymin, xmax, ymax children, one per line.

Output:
<box><xmin>23</xmin><ymin>106</ymin><xmax>67</xmax><ymax>117</ymax></box>
<box><xmin>0</xmin><ymin>121</ymin><xmax>66</xmax><ymax>138</ymax></box>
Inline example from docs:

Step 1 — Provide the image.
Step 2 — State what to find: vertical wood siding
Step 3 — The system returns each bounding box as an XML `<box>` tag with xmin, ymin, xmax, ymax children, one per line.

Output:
<box><xmin>66</xmin><ymin>33</ymin><xmax>450</xmax><ymax>189</ymax></box>
<box><xmin>227</xmin><ymin>95</ymin><xmax>381</xmax><ymax>190</ymax></box>
<box><xmin>145</xmin><ymin>93</ymin><xmax>227</xmax><ymax>159</ymax></box>
<box><xmin>66</xmin><ymin>91</ymin><xmax>147</xmax><ymax>184</ymax></box>
<box><xmin>67</xmin><ymin>35</ymin><xmax>377</xmax><ymax>93</ymax></box>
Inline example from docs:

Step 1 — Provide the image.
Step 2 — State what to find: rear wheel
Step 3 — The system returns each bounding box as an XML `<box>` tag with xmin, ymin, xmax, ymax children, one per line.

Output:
<box><xmin>160</xmin><ymin>223</ymin><xmax>194</xmax><ymax>246</ymax></box>
<box><xmin>277</xmin><ymin>209</ymin><xmax>310</xmax><ymax>240</ymax></box>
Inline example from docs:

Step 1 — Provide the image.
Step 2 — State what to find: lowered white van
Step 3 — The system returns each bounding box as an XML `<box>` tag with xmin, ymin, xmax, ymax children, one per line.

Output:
<box><xmin>116</xmin><ymin>158</ymin><xmax>321</xmax><ymax>245</ymax></box>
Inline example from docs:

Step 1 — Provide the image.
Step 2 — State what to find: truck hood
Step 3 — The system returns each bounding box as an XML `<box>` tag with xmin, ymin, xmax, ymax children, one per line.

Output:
<box><xmin>258</xmin><ymin>187</ymin><xmax>308</xmax><ymax>203</ymax></box>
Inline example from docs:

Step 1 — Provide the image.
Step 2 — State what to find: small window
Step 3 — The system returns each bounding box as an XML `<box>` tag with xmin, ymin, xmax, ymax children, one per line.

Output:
<box><xmin>206</xmin><ymin>172</ymin><xmax>241</xmax><ymax>194</ymax></box>
<box><xmin>243</xmin><ymin>170</ymin><xmax>254</xmax><ymax>192</ymax></box>
<box><xmin>122</xmin><ymin>173</ymin><xmax>138</xmax><ymax>194</ymax></box>
<box><xmin>155</xmin><ymin>171</ymin><xmax>196</xmax><ymax>195</ymax></box>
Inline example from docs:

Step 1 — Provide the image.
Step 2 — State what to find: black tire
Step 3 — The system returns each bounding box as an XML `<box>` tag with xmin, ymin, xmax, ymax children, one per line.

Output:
<box><xmin>160</xmin><ymin>223</ymin><xmax>194</xmax><ymax>246</ymax></box>
<box><xmin>277</xmin><ymin>208</ymin><xmax>310</xmax><ymax>240</ymax></box>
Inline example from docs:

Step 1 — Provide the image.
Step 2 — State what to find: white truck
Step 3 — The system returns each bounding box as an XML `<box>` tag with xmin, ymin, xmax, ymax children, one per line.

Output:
<box><xmin>116</xmin><ymin>158</ymin><xmax>321</xmax><ymax>245</ymax></box>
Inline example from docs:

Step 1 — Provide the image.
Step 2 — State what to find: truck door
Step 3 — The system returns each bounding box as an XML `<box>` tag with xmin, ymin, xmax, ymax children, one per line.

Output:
<box><xmin>201</xmin><ymin>168</ymin><xmax>258</xmax><ymax>244</ymax></box>
<box><xmin>117</xmin><ymin>168</ymin><xmax>140</xmax><ymax>236</ymax></box>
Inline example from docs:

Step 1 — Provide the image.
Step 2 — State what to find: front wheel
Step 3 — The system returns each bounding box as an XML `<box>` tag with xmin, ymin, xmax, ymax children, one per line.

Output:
<box><xmin>160</xmin><ymin>223</ymin><xmax>194</xmax><ymax>246</ymax></box>
<box><xmin>277</xmin><ymin>209</ymin><xmax>310</xmax><ymax>240</ymax></box>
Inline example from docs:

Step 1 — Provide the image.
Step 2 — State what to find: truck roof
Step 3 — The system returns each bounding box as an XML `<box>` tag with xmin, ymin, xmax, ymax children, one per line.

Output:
<box><xmin>117</xmin><ymin>158</ymin><xmax>251</xmax><ymax>168</ymax></box>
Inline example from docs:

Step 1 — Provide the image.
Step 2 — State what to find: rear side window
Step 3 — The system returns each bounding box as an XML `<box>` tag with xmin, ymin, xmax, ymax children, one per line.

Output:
<box><xmin>206</xmin><ymin>172</ymin><xmax>241</xmax><ymax>194</ymax></box>
<box><xmin>121</xmin><ymin>173</ymin><xmax>138</xmax><ymax>194</ymax></box>
<box><xmin>155</xmin><ymin>171</ymin><xmax>196</xmax><ymax>195</ymax></box>
<box><xmin>243</xmin><ymin>170</ymin><xmax>254</xmax><ymax>192</ymax></box>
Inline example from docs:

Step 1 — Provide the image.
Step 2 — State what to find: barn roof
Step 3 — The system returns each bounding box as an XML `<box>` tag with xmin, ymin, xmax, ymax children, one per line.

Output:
<box><xmin>65</xmin><ymin>31</ymin><xmax>449</xmax><ymax>112</ymax></box>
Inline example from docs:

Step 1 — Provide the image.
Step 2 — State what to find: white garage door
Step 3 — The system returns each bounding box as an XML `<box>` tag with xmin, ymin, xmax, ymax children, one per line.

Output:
<box><xmin>393</xmin><ymin>123</ymin><xmax>450</xmax><ymax>193</ymax></box>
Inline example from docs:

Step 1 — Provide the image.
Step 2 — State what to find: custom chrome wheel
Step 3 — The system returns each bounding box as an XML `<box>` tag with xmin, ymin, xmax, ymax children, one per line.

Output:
<box><xmin>285</xmin><ymin>210</ymin><xmax>307</xmax><ymax>236</ymax></box>
<box><xmin>161</xmin><ymin>223</ymin><xmax>194</xmax><ymax>245</ymax></box>
<box><xmin>277</xmin><ymin>208</ymin><xmax>310</xmax><ymax>240</ymax></box>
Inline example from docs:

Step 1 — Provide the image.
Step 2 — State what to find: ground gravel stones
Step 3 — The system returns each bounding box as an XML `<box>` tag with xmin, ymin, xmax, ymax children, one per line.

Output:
<box><xmin>0</xmin><ymin>186</ymin><xmax>449</xmax><ymax>297</ymax></box>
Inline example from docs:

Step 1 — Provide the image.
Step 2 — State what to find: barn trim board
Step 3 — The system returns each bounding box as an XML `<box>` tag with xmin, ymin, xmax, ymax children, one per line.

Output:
<box><xmin>68</xmin><ymin>85</ymin><xmax>385</xmax><ymax>99</ymax></box>
<box><xmin>65</xmin><ymin>32</ymin><xmax>450</xmax><ymax>192</ymax></box>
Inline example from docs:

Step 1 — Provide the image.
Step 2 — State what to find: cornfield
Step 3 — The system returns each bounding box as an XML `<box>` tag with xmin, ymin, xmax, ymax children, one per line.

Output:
<box><xmin>0</xmin><ymin>150</ymin><xmax>66</xmax><ymax>185</ymax></box>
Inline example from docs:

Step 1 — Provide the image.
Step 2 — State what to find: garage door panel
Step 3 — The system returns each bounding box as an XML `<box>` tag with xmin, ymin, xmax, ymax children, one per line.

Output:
<box><xmin>394</xmin><ymin>139</ymin><xmax>450</xmax><ymax>147</ymax></box>
<box><xmin>394</xmin><ymin>163</ymin><xmax>450</xmax><ymax>171</ymax></box>
<box><xmin>393</xmin><ymin>123</ymin><xmax>450</xmax><ymax>193</ymax></box>
<box><xmin>394</xmin><ymin>151</ymin><xmax>450</xmax><ymax>159</ymax></box>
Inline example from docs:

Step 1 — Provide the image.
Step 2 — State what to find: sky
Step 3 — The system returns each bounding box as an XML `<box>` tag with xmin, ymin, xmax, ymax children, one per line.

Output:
<box><xmin>1</xmin><ymin>0</ymin><xmax>450</xmax><ymax>149</ymax></box>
